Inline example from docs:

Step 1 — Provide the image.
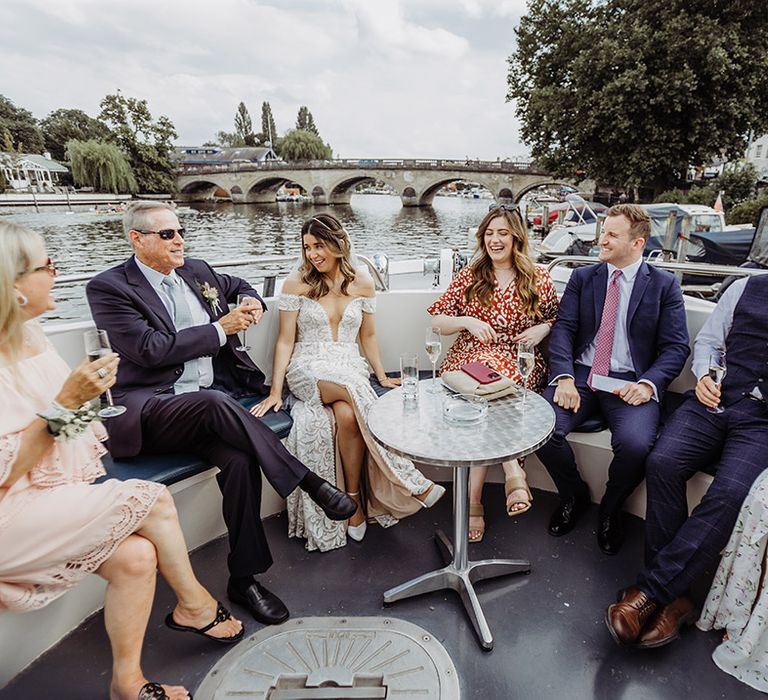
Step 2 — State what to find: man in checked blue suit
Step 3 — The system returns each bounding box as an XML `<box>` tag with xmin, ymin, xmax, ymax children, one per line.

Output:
<box><xmin>536</xmin><ymin>204</ymin><xmax>690</xmax><ymax>553</ymax></box>
<box><xmin>86</xmin><ymin>201</ymin><xmax>356</xmax><ymax>627</ymax></box>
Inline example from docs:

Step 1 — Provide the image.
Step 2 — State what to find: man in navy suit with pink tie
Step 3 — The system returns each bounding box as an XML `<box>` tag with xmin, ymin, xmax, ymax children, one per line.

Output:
<box><xmin>536</xmin><ymin>204</ymin><xmax>690</xmax><ymax>553</ymax></box>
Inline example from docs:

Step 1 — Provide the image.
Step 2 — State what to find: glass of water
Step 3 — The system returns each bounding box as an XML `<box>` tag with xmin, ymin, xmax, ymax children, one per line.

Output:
<box><xmin>83</xmin><ymin>329</ymin><xmax>126</xmax><ymax>418</ymax></box>
<box><xmin>707</xmin><ymin>348</ymin><xmax>726</xmax><ymax>414</ymax></box>
<box><xmin>400</xmin><ymin>353</ymin><xmax>419</xmax><ymax>401</ymax></box>
<box><xmin>517</xmin><ymin>339</ymin><xmax>535</xmax><ymax>410</ymax></box>
<box><xmin>425</xmin><ymin>326</ymin><xmax>442</xmax><ymax>393</ymax></box>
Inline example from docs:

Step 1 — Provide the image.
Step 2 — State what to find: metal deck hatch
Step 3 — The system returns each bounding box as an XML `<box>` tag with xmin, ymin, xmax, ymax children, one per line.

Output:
<box><xmin>195</xmin><ymin>617</ymin><xmax>460</xmax><ymax>699</ymax></box>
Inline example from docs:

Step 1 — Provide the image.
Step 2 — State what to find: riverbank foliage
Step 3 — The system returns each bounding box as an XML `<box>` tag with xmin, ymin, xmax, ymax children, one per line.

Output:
<box><xmin>99</xmin><ymin>93</ymin><xmax>177</xmax><ymax>194</ymax></box>
<box><xmin>0</xmin><ymin>95</ymin><xmax>44</xmax><ymax>154</ymax></box>
<box><xmin>66</xmin><ymin>140</ymin><xmax>137</xmax><ymax>194</ymax></box>
<box><xmin>279</xmin><ymin>129</ymin><xmax>333</xmax><ymax>161</ymax></box>
<box><xmin>654</xmin><ymin>164</ymin><xmax>760</xmax><ymax>223</ymax></box>
<box><xmin>508</xmin><ymin>1</ymin><xmax>768</xmax><ymax>196</ymax></box>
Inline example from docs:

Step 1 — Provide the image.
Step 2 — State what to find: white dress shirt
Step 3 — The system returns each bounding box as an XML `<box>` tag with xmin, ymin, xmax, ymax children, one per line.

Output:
<box><xmin>134</xmin><ymin>256</ymin><xmax>226</xmax><ymax>389</ymax></box>
<box><xmin>691</xmin><ymin>277</ymin><xmax>747</xmax><ymax>381</ymax></box>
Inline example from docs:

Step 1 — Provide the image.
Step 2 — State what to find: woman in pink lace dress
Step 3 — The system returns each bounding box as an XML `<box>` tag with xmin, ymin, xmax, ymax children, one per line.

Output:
<box><xmin>0</xmin><ymin>223</ymin><xmax>243</xmax><ymax>700</ymax></box>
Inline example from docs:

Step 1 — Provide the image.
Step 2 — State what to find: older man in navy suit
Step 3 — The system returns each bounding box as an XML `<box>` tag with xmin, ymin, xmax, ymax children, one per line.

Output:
<box><xmin>86</xmin><ymin>201</ymin><xmax>355</xmax><ymax>626</ymax></box>
<box><xmin>536</xmin><ymin>204</ymin><xmax>690</xmax><ymax>553</ymax></box>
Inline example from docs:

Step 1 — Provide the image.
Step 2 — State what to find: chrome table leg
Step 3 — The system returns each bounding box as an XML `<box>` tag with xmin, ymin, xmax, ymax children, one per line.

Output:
<box><xmin>383</xmin><ymin>464</ymin><xmax>531</xmax><ymax>650</ymax></box>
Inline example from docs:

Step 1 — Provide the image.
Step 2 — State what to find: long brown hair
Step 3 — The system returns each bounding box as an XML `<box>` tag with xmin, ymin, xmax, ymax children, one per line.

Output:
<box><xmin>299</xmin><ymin>214</ymin><xmax>357</xmax><ymax>300</ymax></box>
<box><xmin>464</xmin><ymin>206</ymin><xmax>544</xmax><ymax>319</ymax></box>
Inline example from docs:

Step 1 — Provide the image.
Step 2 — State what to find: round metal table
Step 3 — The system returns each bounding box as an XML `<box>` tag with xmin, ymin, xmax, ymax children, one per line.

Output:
<box><xmin>367</xmin><ymin>380</ymin><xmax>555</xmax><ymax>650</ymax></box>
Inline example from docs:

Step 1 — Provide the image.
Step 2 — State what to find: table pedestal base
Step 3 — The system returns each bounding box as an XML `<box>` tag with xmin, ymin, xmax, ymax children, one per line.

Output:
<box><xmin>383</xmin><ymin>466</ymin><xmax>531</xmax><ymax>650</ymax></box>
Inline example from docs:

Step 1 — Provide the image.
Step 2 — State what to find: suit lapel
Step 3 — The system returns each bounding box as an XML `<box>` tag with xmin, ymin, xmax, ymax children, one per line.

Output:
<box><xmin>176</xmin><ymin>264</ymin><xmax>219</xmax><ymax>321</ymax></box>
<box><xmin>627</xmin><ymin>262</ymin><xmax>650</xmax><ymax>325</ymax></box>
<box><xmin>125</xmin><ymin>257</ymin><xmax>175</xmax><ymax>331</ymax></box>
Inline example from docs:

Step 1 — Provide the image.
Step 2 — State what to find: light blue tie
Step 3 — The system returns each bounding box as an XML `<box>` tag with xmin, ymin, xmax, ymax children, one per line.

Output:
<box><xmin>161</xmin><ymin>276</ymin><xmax>199</xmax><ymax>394</ymax></box>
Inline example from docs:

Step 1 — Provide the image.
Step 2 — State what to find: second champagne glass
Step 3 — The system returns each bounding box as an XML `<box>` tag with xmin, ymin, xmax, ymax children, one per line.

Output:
<box><xmin>425</xmin><ymin>326</ymin><xmax>442</xmax><ymax>393</ymax></box>
<box><xmin>236</xmin><ymin>294</ymin><xmax>252</xmax><ymax>352</ymax></box>
<box><xmin>517</xmin><ymin>339</ymin><xmax>534</xmax><ymax>410</ymax></box>
<box><xmin>707</xmin><ymin>347</ymin><xmax>726</xmax><ymax>414</ymax></box>
<box><xmin>83</xmin><ymin>329</ymin><xmax>126</xmax><ymax>418</ymax></box>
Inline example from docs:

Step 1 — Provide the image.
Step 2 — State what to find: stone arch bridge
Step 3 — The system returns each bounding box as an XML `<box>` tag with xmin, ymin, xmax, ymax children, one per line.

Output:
<box><xmin>176</xmin><ymin>159</ymin><xmax>582</xmax><ymax>207</ymax></box>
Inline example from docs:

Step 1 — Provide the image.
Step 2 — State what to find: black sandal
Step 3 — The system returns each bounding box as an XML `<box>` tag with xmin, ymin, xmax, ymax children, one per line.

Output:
<box><xmin>164</xmin><ymin>601</ymin><xmax>244</xmax><ymax>644</ymax></box>
<box><xmin>138</xmin><ymin>681</ymin><xmax>193</xmax><ymax>699</ymax></box>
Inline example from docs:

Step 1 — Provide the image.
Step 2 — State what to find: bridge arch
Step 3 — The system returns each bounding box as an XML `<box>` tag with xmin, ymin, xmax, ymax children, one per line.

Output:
<box><xmin>328</xmin><ymin>174</ymin><xmax>380</xmax><ymax>205</ymax></box>
<box><xmin>178</xmin><ymin>179</ymin><xmax>230</xmax><ymax>201</ymax></box>
<box><xmin>416</xmin><ymin>177</ymin><xmax>496</xmax><ymax>206</ymax></box>
<box><xmin>514</xmin><ymin>179</ymin><xmax>581</xmax><ymax>203</ymax></box>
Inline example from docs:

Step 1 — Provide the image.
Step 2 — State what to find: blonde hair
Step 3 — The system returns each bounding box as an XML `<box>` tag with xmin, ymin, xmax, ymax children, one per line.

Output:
<box><xmin>123</xmin><ymin>200</ymin><xmax>176</xmax><ymax>238</ymax></box>
<box><xmin>299</xmin><ymin>214</ymin><xmax>356</xmax><ymax>300</ymax></box>
<box><xmin>465</xmin><ymin>207</ymin><xmax>545</xmax><ymax>319</ymax></box>
<box><xmin>0</xmin><ymin>221</ymin><xmax>45</xmax><ymax>366</ymax></box>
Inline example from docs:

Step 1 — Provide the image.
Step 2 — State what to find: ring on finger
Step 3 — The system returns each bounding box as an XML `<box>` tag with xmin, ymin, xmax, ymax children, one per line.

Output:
<box><xmin>97</xmin><ymin>367</ymin><xmax>108</xmax><ymax>379</ymax></box>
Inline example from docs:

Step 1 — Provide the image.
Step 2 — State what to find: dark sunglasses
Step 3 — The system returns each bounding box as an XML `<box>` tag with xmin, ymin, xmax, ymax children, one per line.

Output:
<box><xmin>135</xmin><ymin>228</ymin><xmax>186</xmax><ymax>240</ymax></box>
<box><xmin>32</xmin><ymin>257</ymin><xmax>57</xmax><ymax>276</ymax></box>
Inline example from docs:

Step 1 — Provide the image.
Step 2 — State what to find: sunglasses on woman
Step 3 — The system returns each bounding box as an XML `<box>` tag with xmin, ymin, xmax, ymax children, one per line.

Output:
<box><xmin>135</xmin><ymin>228</ymin><xmax>186</xmax><ymax>240</ymax></box>
<box><xmin>32</xmin><ymin>257</ymin><xmax>57</xmax><ymax>276</ymax></box>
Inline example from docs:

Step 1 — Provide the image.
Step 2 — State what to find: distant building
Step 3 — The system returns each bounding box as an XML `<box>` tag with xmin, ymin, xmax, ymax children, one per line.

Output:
<box><xmin>173</xmin><ymin>146</ymin><xmax>279</xmax><ymax>169</ymax></box>
<box><xmin>1</xmin><ymin>152</ymin><xmax>69</xmax><ymax>190</ymax></box>
<box><xmin>745</xmin><ymin>135</ymin><xmax>768</xmax><ymax>181</ymax></box>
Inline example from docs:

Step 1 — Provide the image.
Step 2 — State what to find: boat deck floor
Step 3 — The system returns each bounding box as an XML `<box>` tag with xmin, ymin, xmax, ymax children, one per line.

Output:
<box><xmin>1</xmin><ymin>486</ymin><xmax>757</xmax><ymax>699</ymax></box>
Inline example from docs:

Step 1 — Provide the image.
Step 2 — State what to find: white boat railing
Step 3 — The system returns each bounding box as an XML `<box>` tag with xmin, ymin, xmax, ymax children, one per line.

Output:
<box><xmin>546</xmin><ymin>256</ymin><xmax>768</xmax><ymax>279</ymax></box>
<box><xmin>54</xmin><ymin>253</ymin><xmax>390</xmax><ymax>291</ymax></box>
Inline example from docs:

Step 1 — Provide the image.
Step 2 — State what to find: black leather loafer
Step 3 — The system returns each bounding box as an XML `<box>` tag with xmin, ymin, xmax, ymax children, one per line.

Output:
<box><xmin>227</xmin><ymin>580</ymin><xmax>289</xmax><ymax>625</ymax></box>
<box><xmin>597</xmin><ymin>511</ymin><xmax>625</xmax><ymax>555</ymax></box>
<box><xmin>309</xmin><ymin>482</ymin><xmax>357</xmax><ymax>521</ymax></box>
<box><xmin>548</xmin><ymin>494</ymin><xmax>590</xmax><ymax>537</ymax></box>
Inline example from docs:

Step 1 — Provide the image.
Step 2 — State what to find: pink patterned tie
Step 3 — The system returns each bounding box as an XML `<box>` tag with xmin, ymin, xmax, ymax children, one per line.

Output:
<box><xmin>588</xmin><ymin>270</ymin><xmax>622</xmax><ymax>390</ymax></box>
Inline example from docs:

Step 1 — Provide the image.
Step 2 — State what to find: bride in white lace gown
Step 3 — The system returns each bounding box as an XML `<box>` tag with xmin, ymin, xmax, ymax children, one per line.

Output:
<box><xmin>254</xmin><ymin>215</ymin><xmax>444</xmax><ymax>552</ymax></box>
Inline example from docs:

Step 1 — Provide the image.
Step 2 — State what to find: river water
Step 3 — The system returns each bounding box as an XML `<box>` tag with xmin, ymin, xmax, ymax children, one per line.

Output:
<box><xmin>1</xmin><ymin>195</ymin><xmax>490</xmax><ymax>322</ymax></box>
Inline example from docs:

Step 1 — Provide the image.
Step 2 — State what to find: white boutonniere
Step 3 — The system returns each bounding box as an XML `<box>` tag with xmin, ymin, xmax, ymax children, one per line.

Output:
<box><xmin>196</xmin><ymin>280</ymin><xmax>222</xmax><ymax>314</ymax></box>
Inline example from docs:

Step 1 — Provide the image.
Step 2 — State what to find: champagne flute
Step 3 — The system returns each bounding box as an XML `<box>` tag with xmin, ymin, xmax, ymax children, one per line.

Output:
<box><xmin>707</xmin><ymin>348</ymin><xmax>726</xmax><ymax>414</ymax></box>
<box><xmin>517</xmin><ymin>339</ymin><xmax>535</xmax><ymax>410</ymax></box>
<box><xmin>236</xmin><ymin>294</ymin><xmax>253</xmax><ymax>352</ymax></box>
<box><xmin>83</xmin><ymin>329</ymin><xmax>126</xmax><ymax>418</ymax></box>
<box><xmin>425</xmin><ymin>326</ymin><xmax>442</xmax><ymax>393</ymax></box>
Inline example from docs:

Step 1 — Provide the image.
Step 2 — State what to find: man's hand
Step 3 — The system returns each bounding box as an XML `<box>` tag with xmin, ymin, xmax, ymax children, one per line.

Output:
<box><xmin>617</xmin><ymin>382</ymin><xmax>653</xmax><ymax>406</ymax></box>
<box><xmin>238</xmin><ymin>296</ymin><xmax>264</xmax><ymax>325</ymax></box>
<box><xmin>553</xmin><ymin>376</ymin><xmax>580</xmax><ymax>413</ymax></box>
<box><xmin>218</xmin><ymin>307</ymin><xmax>256</xmax><ymax>335</ymax></box>
<box><xmin>695</xmin><ymin>375</ymin><xmax>721</xmax><ymax>409</ymax></box>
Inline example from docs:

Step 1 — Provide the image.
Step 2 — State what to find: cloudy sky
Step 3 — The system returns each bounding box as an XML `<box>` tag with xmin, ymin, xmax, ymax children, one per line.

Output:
<box><xmin>0</xmin><ymin>0</ymin><xmax>529</xmax><ymax>160</ymax></box>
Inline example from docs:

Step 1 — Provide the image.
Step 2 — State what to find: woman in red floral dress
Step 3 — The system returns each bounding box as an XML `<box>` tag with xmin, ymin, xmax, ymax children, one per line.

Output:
<box><xmin>428</xmin><ymin>205</ymin><xmax>559</xmax><ymax>541</ymax></box>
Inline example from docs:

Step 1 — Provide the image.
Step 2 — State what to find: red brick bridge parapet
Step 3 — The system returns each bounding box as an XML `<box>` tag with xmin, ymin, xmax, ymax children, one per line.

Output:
<box><xmin>176</xmin><ymin>158</ymin><xmax>582</xmax><ymax>207</ymax></box>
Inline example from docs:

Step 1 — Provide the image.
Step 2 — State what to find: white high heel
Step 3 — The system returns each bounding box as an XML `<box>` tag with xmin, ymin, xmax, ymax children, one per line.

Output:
<box><xmin>346</xmin><ymin>491</ymin><xmax>367</xmax><ymax>542</ymax></box>
<box><xmin>419</xmin><ymin>483</ymin><xmax>446</xmax><ymax>509</ymax></box>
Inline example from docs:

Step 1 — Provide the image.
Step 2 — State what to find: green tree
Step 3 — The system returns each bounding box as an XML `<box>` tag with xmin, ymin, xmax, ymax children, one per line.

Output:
<box><xmin>40</xmin><ymin>109</ymin><xmax>110</xmax><ymax>162</ymax></box>
<box><xmin>234</xmin><ymin>102</ymin><xmax>256</xmax><ymax>146</ymax></box>
<box><xmin>0</xmin><ymin>95</ymin><xmax>44</xmax><ymax>153</ymax></box>
<box><xmin>716</xmin><ymin>163</ymin><xmax>758</xmax><ymax>206</ymax></box>
<box><xmin>214</xmin><ymin>130</ymin><xmax>244</xmax><ymax>147</ymax></box>
<box><xmin>279</xmin><ymin>129</ymin><xmax>332</xmax><ymax>161</ymax></box>
<box><xmin>98</xmin><ymin>92</ymin><xmax>177</xmax><ymax>193</ymax></box>
<box><xmin>259</xmin><ymin>101</ymin><xmax>278</xmax><ymax>148</ymax></box>
<box><xmin>66</xmin><ymin>139</ymin><xmax>137</xmax><ymax>193</ymax></box>
<box><xmin>507</xmin><ymin>1</ymin><xmax>768</xmax><ymax>195</ymax></box>
<box><xmin>295</xmin><ymin>106</ymin><xmax>319</xmax><ymax>135</ymax></box>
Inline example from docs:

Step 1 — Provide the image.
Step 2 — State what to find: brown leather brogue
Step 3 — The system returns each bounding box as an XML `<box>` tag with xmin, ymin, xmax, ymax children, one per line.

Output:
<box><xmin>637</xmin><ymin>596</ymin><xmax>696</xmax><ymax>648</ymax></box>
<box><xmin>605</xmin><ymin>586</ymin><xmax>657</xmax><ymax>645</ymax></box>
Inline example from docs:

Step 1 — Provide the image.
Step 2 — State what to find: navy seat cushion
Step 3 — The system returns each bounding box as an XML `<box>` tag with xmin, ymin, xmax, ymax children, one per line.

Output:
<box><xmin>98</xmin><ymin>394</ymin><xmax>293</xmax><ymax>486</ymax></box>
